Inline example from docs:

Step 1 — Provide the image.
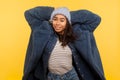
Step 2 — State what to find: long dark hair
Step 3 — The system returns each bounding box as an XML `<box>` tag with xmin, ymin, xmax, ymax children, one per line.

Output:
<box><xmin>57</xmin><ymin>19</ymin><xmax>77</xmax><ymax>47</ymax></box>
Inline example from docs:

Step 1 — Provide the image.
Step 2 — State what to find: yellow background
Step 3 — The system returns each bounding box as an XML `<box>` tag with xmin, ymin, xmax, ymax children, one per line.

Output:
<box><xmin>0</xmin><ymin>0</ymin><xmax>120</xmax><ymax>80</ymax></box>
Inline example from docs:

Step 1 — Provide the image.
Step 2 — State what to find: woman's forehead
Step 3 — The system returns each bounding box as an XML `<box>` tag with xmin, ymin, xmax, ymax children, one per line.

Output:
<box><xmin>53</xmin><ymin>14</ymin><xmax>66</xmax><ymax>19</ymax></box>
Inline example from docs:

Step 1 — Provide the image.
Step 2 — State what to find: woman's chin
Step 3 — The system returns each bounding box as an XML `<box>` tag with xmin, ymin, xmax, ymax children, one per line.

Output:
<box><xmin>55</xmin><ymin>30</ymin><xmax>61</xmax><ymax>32</ymax></box>
<box><xmin>54</xmin><ymin>29</ymin><xmax>64</xmax><ymax>35</ymax></box>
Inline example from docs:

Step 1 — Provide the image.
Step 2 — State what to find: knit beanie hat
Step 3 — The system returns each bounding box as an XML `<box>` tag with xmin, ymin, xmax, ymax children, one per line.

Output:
<box><xmin>50</xmin><ymin>7</ymin><xmax>71</xmax><ymax>24</ymax></box>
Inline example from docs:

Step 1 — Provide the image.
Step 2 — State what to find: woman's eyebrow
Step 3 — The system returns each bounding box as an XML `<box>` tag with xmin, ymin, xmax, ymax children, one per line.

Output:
<box><xmin>53</xmin><ymin>16</ymin><xmax>65</xmax><ymax>19</ymax></box>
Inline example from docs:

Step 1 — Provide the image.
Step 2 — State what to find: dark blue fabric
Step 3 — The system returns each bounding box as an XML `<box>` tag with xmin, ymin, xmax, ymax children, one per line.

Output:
<box><xmin>22</xmin><ymin>6</ymin><xmax>106</xmax><ymax>80</ymax></box>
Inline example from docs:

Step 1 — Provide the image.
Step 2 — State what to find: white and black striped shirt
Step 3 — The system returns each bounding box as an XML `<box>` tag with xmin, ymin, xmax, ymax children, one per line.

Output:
<box><xmin>48</xmin><ymin>39</ymin><xmax>73</xmax><ymax>75</ymax></box>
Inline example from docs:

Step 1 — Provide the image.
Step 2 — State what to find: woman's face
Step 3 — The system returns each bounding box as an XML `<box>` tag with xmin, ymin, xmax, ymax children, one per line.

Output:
<box><xmin>52</xmin><ymin>14</ymin><xmax>67</xmax><ymax>34</ymax></box>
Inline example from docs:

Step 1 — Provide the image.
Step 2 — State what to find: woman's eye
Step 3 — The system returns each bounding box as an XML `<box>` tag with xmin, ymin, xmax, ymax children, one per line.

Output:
<box><xmin>60</xmin><ymin>20</ymin><xmax>64</xmax><ymax>22</ymax></box>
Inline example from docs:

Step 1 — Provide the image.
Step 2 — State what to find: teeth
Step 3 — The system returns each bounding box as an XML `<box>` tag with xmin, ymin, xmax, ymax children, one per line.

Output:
<box><xmin>57</xmin><ymin>29</ymin><xmax>59</xmax><ymax>30</ymax></box>
<box><xmin>55</xmin><ymin>27</ymin><xmax>60</xmax><ymax>29</ymax></box>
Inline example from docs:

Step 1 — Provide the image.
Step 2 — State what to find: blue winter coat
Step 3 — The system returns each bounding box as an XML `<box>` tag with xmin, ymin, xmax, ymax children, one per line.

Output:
<box><xmin>22</xmin><ymin>6</ymin><xmax>106</xmax><ymax>80</ymax></box>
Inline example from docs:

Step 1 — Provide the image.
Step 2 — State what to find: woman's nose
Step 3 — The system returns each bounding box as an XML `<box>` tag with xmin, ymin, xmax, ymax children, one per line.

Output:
<box><xmin>56</xmin><ymin>21</ymin><xmax>60</xmax><ymax>25</ymax></box>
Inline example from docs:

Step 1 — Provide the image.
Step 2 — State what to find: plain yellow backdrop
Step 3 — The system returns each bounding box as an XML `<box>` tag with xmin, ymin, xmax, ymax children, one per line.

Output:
<box><xmin>0</xmin><ymin>0</ymin><xmax>120</xmax><ymax>80</ymax></box>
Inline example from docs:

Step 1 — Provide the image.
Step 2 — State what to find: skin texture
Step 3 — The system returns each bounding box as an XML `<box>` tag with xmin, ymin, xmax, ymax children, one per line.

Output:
<box><xmin>52</xmin><ymin>14</ymin><xmax>67</xmax><ymax>35</ymax></box>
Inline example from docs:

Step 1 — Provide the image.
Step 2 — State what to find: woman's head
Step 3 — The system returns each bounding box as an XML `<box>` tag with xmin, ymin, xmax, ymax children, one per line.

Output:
<box><xmin>52</xmin><ymin>14</ymin><xmax>67</xmax><ymax>34</ymax></box>
<box><xmin>50</xmin><ymin>7</ymin><xmax>71</xmax><ymax>34</ymax></box>
<box><xmin>50</xmin><ymin>7</ymin><xmax>76</xmax><ymax>46</ymax></box>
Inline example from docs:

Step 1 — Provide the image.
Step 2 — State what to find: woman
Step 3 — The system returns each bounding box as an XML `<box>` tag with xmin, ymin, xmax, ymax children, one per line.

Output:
<box><xmin>47</xmin><ymin>7</ymin><xmax>79</xmax><ymax>80</ymax></box>
<box><xmin>22</xmin><ymin>6</ymin><xmax>106</xmax><ymax>80</ymax></box>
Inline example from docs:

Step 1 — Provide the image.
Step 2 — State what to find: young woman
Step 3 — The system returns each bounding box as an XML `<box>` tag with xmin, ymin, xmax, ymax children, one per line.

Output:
<box><xmin>22</xmin><ymin>6</ymin><xmax>106</xmax><ymax>80</ymax></box>
<box><xmin>47</xmin><ymin>7</ymin><xmax>79</xmax><ymax>80</ymax></box>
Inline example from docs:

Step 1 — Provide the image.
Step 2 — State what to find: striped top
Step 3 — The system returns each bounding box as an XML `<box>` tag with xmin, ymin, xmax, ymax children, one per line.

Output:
<box><xmin>48</xmin><ymin>39</ymin><xmax>73</xmax><ymax>75</ymax></box>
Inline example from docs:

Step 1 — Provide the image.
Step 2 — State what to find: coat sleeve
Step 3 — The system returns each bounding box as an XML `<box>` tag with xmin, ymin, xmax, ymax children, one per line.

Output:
<box><xmin>23</xmin><ymin>7</ymin><xmax>54</xmax><ymax>80</ymax></box>
<box><xmin>24</xmin><ymin>6</ymin><xmax>54</xmax><ymax>30</ymax></box>
<box><xmin>23</xmin><ymin>6</ymin><xmax>54</xmax><ymax>72</ymax></box>
<box><xmin>71</xmin><ymin>10</ymin><xmax>101</xmax><ymax>32</ymax></box>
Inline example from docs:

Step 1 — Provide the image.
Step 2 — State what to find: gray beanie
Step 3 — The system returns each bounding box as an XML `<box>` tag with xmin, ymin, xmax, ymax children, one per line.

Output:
<box><xmin>50</xmin><ymin>7</ymin><xmax>71</xmax><ymax>24</ymax></box>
